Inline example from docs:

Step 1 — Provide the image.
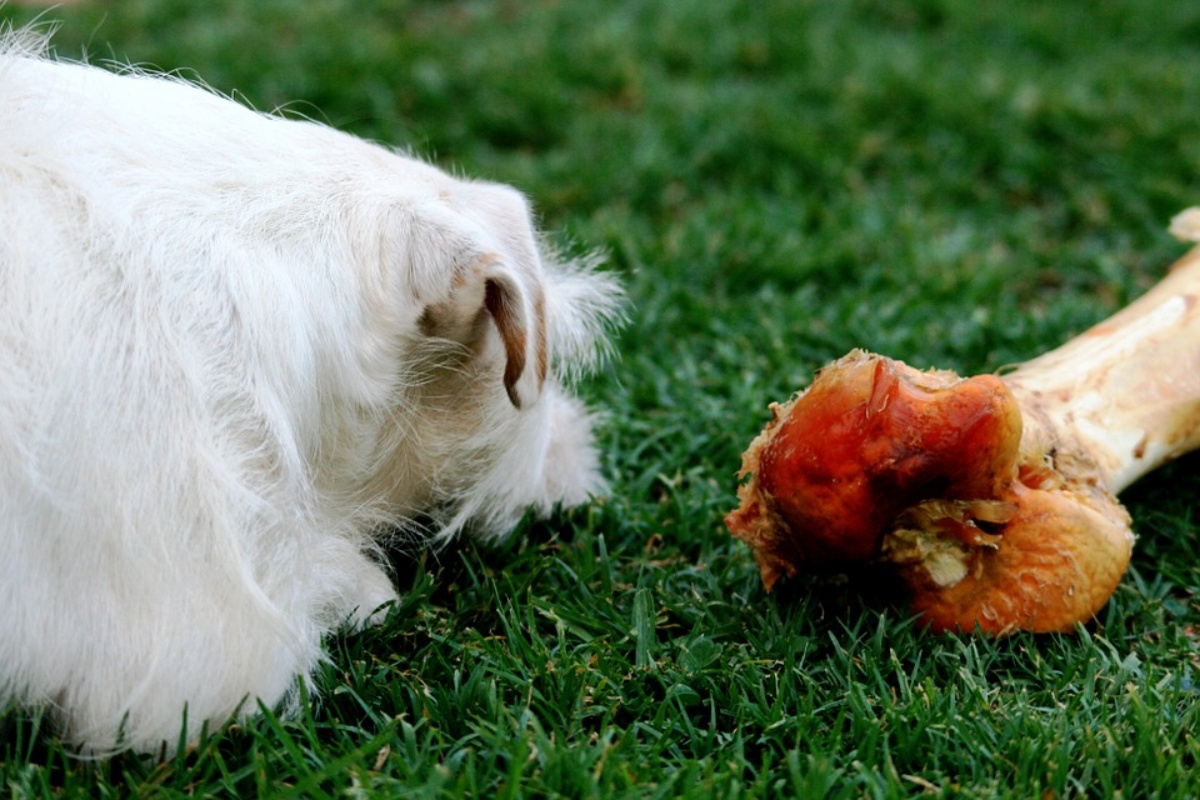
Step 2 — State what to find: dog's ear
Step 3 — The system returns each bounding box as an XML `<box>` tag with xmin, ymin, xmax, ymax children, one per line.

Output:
<box><xmin>478</xmin><ymin>258</ymin><xmax>547</xmax><ymax>409</ymax></box>
<box><xmin>417</xmin><ymin>251</ymin><xmax>547</xmax><ymax>410</ymax></box>
<box><xmin>384</xmin><ymin>182</ymin><xmax>551</xmax><ymax>409</ymax></box>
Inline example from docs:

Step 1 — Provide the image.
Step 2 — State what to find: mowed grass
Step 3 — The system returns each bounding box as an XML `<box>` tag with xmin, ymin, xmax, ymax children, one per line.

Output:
<box><xmin>2</xmin><ymin>0</ymin><xmax>1200</xmax><ymax>797</ymax></box>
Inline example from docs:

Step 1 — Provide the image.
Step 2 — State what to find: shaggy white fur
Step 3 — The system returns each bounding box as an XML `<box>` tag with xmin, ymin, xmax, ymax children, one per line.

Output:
<box><xmin>0</xmin><ymin>28</ymin><xmax>620</xmax><ymax>754</ymax></box>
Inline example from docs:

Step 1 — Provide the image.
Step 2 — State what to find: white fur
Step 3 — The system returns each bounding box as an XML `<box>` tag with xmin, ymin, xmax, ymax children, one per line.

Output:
<box><xmin>0</xmin><ymin>30</ymin><xmax>620</xmax><ymax>754</ymax></box>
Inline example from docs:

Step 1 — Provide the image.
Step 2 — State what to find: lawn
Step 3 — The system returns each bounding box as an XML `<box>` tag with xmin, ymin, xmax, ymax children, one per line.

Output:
<box><xmin>2</xmin><ymin>0</ymin><xmax>1199</xmax><ymax>797</ymax></box>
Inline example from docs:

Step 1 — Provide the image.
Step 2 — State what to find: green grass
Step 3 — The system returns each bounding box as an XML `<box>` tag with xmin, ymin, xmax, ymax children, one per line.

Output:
<box><xmin>3</xmin><ymin>0</ymin><xmax>1200</xmax><ymax>796</ymax></box>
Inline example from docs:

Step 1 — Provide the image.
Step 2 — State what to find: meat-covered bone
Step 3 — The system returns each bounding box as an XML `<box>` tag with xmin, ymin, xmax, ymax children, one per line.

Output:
<box><xmin>726</xmin><ymin>209</ymin><xmax>1200</xmax><ymax>634</ymax></box>
<box><xmin>724</xmin><ymin>355</ymin><xmax>1024</xmax><ymax>585</ymax></box>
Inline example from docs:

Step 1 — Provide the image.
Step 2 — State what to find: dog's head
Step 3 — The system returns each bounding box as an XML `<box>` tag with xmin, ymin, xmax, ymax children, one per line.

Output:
<box><xmin>348</xmin><ymin>167</ymin><xmax>622</xmax><ymax>543</ymax></box>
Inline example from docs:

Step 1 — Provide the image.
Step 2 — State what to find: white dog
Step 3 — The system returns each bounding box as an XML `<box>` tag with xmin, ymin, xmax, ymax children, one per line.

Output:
<box><xmin>0</xmin><ymin>29</ymin><xmax>620</xmax><ymax>754</ymax></box>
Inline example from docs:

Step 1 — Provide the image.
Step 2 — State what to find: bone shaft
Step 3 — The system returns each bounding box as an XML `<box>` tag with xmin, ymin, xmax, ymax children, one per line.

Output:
<box><xmin>1004</xmin><ymin>245</ymin><xmax>1200</xmax><ymax>494</ymax></box>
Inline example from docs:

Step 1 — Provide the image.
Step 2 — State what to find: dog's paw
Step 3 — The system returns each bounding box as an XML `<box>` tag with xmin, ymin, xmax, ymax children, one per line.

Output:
<box><xmin>345</xmin><ymin>558</ymin><xmax>399</xmax><ymax>629</ymax></box>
